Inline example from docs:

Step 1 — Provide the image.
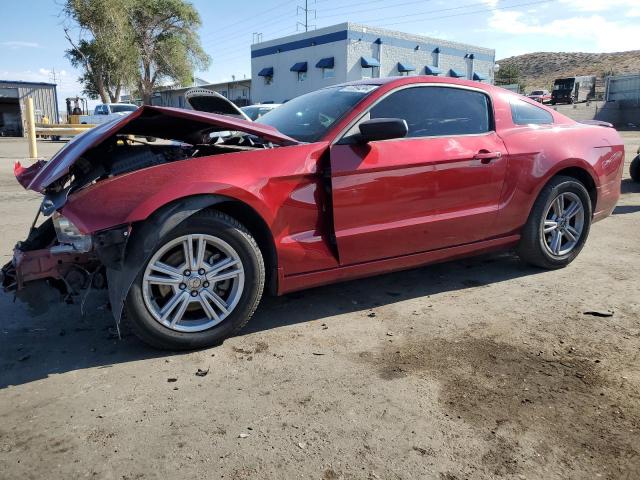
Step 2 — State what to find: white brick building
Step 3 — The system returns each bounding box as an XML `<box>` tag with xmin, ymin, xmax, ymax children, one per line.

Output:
<box><xmin>251</xmin><ymin>22</ymin><xmax>495</xmax><ymax>104</ymax></box>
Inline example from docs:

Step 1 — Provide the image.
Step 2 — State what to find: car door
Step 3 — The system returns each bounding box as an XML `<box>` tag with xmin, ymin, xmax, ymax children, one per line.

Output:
<box><xmin>329</xmin><ymin>84</ymin><xmax>508</xmax><ymax>266</ymax></box>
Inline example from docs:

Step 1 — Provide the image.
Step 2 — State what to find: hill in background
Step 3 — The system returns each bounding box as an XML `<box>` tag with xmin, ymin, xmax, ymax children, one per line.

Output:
<box><xmin>497</xmin><ymin>50</ymin><xmax>640</xmax><ymax>91</ymax></box>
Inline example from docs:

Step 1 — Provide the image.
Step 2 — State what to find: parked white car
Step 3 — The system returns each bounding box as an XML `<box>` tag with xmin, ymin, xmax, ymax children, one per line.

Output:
<box><xmin>240</xmin><ymin>104</ymin><xmax>281</xmax><ymax>121</ymax></box>
<box><xmin>80</xmin><ymin>103</ymin><xmax>138</xmax><ymax>124</ymax></box>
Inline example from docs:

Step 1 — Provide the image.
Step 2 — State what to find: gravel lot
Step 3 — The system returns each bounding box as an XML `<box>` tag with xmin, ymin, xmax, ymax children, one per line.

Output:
<box><xmin>1</xmin><ymin>133</ymin><xmax>639</xmax><ymax>480</ymax></box>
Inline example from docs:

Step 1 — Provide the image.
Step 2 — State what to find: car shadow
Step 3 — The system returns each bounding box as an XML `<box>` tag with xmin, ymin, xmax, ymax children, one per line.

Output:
<box><xmin>613</xmin><ymin>205</ymin><xmax>640</xmax><ymax>215</ymax></box>
<box><xmin>621</xmin><ymin>178</ymin><xmax>640</xmax><ymax>194</ymax></box>
<box><xmin>0</xmin><ymin>251</ymin><xmax>543</xmax><ymax>389</ymax></box>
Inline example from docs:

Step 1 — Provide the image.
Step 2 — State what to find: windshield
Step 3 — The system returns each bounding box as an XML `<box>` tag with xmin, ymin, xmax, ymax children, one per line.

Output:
<box><xmin>553</xmin><ymin>79</ymin><xmax>575</xmax><ymax>91</ymax></box>
<box><xmin>111</xmin><ymin>104</ymin><xmax>138</xmax><ymax>113</ymax></box>
<box><xmin>257</xmin><ymin>85</ymin><xmax>378</xmax><ymax>142</ymax></box>
<box><xmin>241</xmin><ymin>106</ymin><xmax>276</xmax><ymax>121</ymax></box>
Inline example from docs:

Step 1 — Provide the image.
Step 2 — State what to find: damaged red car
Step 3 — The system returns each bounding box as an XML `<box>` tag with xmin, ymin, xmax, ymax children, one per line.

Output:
<box><xmin>2</xmin><ymin>77</ymin><xmax>624</xmax><ymax>350</ymax></box>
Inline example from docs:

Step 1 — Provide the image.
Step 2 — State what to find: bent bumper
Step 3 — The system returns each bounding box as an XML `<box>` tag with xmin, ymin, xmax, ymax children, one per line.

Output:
<box><xmin>2</xmin><ymin>246</ymin><xmax>97</xmax><ymax>292</ymax></box>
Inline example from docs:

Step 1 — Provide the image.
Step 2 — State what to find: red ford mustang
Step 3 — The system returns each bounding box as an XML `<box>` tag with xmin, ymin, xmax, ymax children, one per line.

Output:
<box><xmin>3</xmin><ymin>77</ymin><xmax>624</xmax><ymax>349</ymax></box>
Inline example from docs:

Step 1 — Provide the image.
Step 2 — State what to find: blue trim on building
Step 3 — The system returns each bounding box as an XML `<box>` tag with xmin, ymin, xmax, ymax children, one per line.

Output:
<box><xmin>315</xmin><ymin>57</ymin><xmax>334</xmax><ymax>68</ymax></box>
<box><xmin>397</xmin><ymin>62</ymin><xmax>415</xmax><ymax>72</ymax></box>
<box><xmin>449</xmin><ymin>69</ymin><xmax>465</xmax><ymax>78</ymax></box>
<box><xmin>251</xmin><ymin>28</ymin><xmax>494</xmax><ymax>63</ymax></box>
<box><xmin>425</xmin><ymin>66</ymin><xmax>442</xmax><ymax>75</ymax></box>
<box><xmin>361</xmin><ymin>57</ymin><xmax>380</xmax><ymax>68</ymax></box>
<box><xmin>252</xmin><ymin>31</ymin><xmax>348</xmax><ymax>58</ymax></box>
<box><xmin>258</xmin><ymin>67</ymin><xmax>274</xmax><ymax>76</ymax></box>
<box><xmin>473</xmin><ymin>72</ymin><xmax>488</xmax><ymax>81</ymax></box>
<box><xmin>290</xmin><ymin>62</ymin><xmax>308</xmax><ymax>72</ymax></box>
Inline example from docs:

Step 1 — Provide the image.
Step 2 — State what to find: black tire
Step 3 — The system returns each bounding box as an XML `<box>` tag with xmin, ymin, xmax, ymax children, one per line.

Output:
<box><xmin>125</xmin><ymin>210</ymin><xmax>265</xmax><ymax>350</ymax></box>
<box><xmin>630</xmin><ymin>155</ymin><xmax>640</xmax><ymax>183</ymax></box>
<box><xmin>517</xmin><ymin>176</ymin><xmax>592</xmax><ymax>269</ymax></box>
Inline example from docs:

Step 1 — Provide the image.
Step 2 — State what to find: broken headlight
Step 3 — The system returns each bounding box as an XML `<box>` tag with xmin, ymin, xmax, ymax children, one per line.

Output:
<box><xmin>52</xmin><ymin>213</ymin><xmax>92</xmax><ymax>252</ymax></box>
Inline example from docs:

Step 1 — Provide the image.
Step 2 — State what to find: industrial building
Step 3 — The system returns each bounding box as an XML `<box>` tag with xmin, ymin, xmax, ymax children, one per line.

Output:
<box><xmin>250</xmin><ymin>22</ymin><xmax>495</xmax><ymax>104</ymax></box>
<box><xmin>143</xmin><ymin>78</ymin><xmax>252</xmax><ymax>109</ymax></box>
<box><xmin>0</xmin><ymin>80</ymin><xmax>59</xmax><ymax>137</ymax></box>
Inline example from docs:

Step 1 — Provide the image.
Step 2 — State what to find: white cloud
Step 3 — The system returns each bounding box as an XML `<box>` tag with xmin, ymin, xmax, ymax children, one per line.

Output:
<box><xmin>1</xmin><ymin>41</ymin><xmax>39</xmax><ymax>49</ymax></box>
<box><xmin>488</xmin><ymin>11</ymin><xmax>640</xmax><ymax>52</ymax></box>
<box><xmin>559</xmin><ymin>0</ymin><xmax>638</xmax><ymax>12</ymax></box>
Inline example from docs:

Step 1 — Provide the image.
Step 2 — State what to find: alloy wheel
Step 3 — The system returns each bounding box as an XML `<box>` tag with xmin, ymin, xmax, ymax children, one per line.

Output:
<box><xmin>142</xmin><ymin>234</ymin><xmax>245</xmax><ymax>332</ymax></box>
<box><xmin>541</xmin><ymin>192</ymin><xmax>585</xmax><ymax>257</ymax></box>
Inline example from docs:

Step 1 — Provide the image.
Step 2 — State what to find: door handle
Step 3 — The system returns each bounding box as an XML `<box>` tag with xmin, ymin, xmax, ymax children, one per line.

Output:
<box><xmin>473</xmin><ymin>151</ymin><xmax>502</xmax><ymax>164</ymax></box>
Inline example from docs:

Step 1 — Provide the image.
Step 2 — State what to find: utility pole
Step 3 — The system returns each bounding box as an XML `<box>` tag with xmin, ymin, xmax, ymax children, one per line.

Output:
<box><xmin>297</xmin><ymin>0</ymin><xmax>316</xmax><ymax>32</ymax></box>
<box><xmin>49</xmin><ymin>67</ymin><xmax>58</xmax><ymax>85</ymax></box>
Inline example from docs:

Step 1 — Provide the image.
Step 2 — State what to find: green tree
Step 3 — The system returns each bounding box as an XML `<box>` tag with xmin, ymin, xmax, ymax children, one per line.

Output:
<box><xmin>495</xmin><ymin>63</ymin><xmax>520</xmax><ymax>86</ymax></box>
<box><xmin>64</xmin><ymin>0</ymin><xmax>210</xmax><ymax>105</ymax></box>
<box><xmin>63</xmin><ymin>0</ymin><xmax>136</xmax><ymax>103</ymax></box>
<box><xmin>129</xmin><ymin>0</ymin><xmax>210</xmax><ymax>104</ymax></box>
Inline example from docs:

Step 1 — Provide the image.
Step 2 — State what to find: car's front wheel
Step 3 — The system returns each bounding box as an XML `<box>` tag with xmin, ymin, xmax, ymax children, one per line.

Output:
<box><xmin>125</xmin><ymin>210</ymin><xmax>265</xmax><ymax>350</ymax></box>
<box><xmin>517</xmin><ymin>176</ymin><xmax>592</xmax><ymax>269</ymax></box>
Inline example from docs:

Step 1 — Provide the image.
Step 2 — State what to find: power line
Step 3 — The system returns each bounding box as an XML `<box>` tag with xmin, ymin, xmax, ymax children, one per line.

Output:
<box><xmin>203</xmin><ymin>0</ymin><xmax>296</xmax><ymax>38</ymax></box>
<box><xmin>316</xmin><ymin>0</ymin><xmax>541</xmax><ymax>23</ymax></box>
<box><xmin>364</xmin><ymin>0</ymin><xmax>555</xmax><ymax>28</ymax></box>
<box><xmin>318</xmin><ymin>0</ymin><xmax>432</xmax><ymax>17</ymax></box>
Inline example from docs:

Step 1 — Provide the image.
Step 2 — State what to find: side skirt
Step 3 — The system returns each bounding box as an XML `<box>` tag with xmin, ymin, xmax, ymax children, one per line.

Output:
<box><xmin>278</xmin><ymin>235</ymin><xmax>520</xmax><ymax>294</ymax></box>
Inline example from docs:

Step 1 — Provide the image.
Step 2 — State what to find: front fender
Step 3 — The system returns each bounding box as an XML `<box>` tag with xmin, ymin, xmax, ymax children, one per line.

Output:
<box><xmin>60</xmin><ymin>169</ymin><xmax>275</xmax><ymax>236</ymax></box>
<box><xmin>105</xmin><ymin>194</ymin><xmax>231</xmax><ymax>323</ymax></box>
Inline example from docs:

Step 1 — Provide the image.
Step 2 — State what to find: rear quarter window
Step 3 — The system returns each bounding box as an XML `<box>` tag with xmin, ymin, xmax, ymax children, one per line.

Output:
<box><xmin>511</xmin><ymin>98</ymin><xmax>554</xmax><ymax>125</ymax></box>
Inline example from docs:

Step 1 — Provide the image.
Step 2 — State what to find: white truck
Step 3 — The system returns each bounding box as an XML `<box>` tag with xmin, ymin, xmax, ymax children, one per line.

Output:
<box><xmin>80</xmin><ymin>103</ymin><xmax>139</xmax><ymax>125</ymax></box>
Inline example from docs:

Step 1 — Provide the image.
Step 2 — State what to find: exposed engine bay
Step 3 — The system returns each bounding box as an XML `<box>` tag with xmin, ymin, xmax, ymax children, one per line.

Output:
<box><xmin>64</xmin><ymin>130</ymin><xmax>272</xmax><ymax>197</ymax></box>
<box><xmin>66</xmin><ymin>134</ymin><xmax>272</xmax><ymax>192</ymax></box>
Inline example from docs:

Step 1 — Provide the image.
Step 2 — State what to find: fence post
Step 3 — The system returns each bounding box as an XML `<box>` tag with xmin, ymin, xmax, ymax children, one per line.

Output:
<box><xmin>25</xmin><ymin>97</ymin><xmax>38</xmax><ymax>159</ymax></box>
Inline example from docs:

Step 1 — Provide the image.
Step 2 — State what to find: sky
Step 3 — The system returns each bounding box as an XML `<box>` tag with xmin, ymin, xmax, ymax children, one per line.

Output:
<box><xmin>1</xmin><ymin>0</ymin><xmax>639</xmax><ymax>108</ymax></box>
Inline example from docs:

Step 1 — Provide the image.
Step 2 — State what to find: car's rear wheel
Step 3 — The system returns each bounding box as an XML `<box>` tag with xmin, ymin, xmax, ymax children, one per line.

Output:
<box><xmin>125</xmin><ymin>210</ymin><xmax>264</xmax><ymax>350</ymax></box>
<box><xmin>630</xmin><ymin>155</ymin><xmax>640</xmax><ymax>182</ymax></box>
<box><xmin>517</xmin><ymin>176</ymin><xmax>592</xmax><ymax>269</ymax></box>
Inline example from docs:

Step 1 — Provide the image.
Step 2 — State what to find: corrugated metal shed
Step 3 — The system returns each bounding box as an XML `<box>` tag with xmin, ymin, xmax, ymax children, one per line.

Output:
<box><xmin>605</xmin><ymin>74</ymin><xmax>640</xmax><ymax>105</ymax></box>
<box><xmin>0</xmin><ymin>80</ymin><xmax>59</xmax><ymax>136</ymax></box>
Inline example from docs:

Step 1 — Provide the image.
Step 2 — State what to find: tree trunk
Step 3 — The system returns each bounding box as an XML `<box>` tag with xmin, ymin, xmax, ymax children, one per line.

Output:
<box><xmin>110</xmin><ymin>84</ymin><xmax>122</xmax><ymax>103</ymax></box>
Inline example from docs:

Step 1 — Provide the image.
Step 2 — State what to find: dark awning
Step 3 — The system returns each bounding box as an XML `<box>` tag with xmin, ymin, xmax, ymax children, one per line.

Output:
<box><xmin>397</xmin><ymin>62</ymin><xmax>415</xmax><ymax>73</ymax></box>
<box><xmin>425</xmin><ymin>65</ymin><xmax>442</xmax><ymax>75</ymax></box>
<box><xmin>315</xmin><ymin>57</ymin><xmax>335</xmax><ymax>69</ymax></box>
<box><xmin>290</xmin><ymin>62</ymin><xmax>308</xmax><ymax>72</ymax></box>
<box><xmin>361</xmin><ymin>56</ymin><xmax>380</xmax><ymax>68</ymax></box>
<box><xmin>473</xmin><ymin>72</ymin><xmax>488</xmax><ymax>81</ymax></box>
<box><xmin>449</xmin><ymin>69</ymin><xmax>465</xmax><ymax>78</ymax></box>
<box><xmin>258</xmin><ymin>67</ymin><xmax>274</xmax><ymax>77</ymax></box>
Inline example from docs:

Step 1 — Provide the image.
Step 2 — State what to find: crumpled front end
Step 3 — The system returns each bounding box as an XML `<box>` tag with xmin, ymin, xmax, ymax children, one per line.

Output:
<box><xmin>0</xmin><ymin>206</ymin><xmax>131</xmax><ymax>304</ymax></box>
<box><xmin>1</xmin><ymin>213</ymin><xmax>103</xmax><ymax>303</ymax></box>
<box><xmin>3</xmin><ymin>105</ymin><xmax>296</xmax><ymax>316</ymax></box>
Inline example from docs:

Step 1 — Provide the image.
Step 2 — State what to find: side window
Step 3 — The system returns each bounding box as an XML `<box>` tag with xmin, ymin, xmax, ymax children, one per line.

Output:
<box><xmin>511</xmin><ymin>98</ymin><xmax>554</xmax><ymax>125</ymax></box>
<box><xmin>369</xmin><ymin>86</ymin><xmax>491</xmax><ymax>137</ymax></box>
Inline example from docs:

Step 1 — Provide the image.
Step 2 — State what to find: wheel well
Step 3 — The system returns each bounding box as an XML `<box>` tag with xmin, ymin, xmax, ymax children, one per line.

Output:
<box><xmin>553</xmin><ymin>167</ymin><xmax>597</xmax><ymax>212</ymax></box>
<box><xmin>209</xmin><ymin>201</ymin><xmax>278</xmax><ymax>296</ymax></box>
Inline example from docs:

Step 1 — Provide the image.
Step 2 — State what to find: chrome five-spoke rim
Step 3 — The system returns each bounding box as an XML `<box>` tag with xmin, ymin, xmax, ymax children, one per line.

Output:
<box><xmin>542</xmin><ymin>192</ymin><xmax>585</xmax><ymax>257</ymax></box>
<box><xmin>142</xmin><ymin>234</ymin><xmax>245</xmax><ymax>332</ymax></box>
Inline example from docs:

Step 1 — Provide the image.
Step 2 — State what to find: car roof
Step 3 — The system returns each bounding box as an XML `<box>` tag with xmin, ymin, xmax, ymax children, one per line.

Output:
<box><xmin>335</xmin><ymin>75</ymin><xmax>493</xmax><ymax>90</ymax></box>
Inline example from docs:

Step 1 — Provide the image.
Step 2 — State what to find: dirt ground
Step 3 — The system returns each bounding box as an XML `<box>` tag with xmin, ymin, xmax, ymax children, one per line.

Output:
<box><xmin>0</xmin><ymin>133</ymin><xmax>639</xmax><ymax>480</ymax></box>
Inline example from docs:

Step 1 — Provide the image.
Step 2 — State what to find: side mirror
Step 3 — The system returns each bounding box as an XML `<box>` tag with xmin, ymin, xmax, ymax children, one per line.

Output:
<box><xmin>358</xmin><ymin>118</ymin><xmax>408</xmax><ymax>142</ymax></box>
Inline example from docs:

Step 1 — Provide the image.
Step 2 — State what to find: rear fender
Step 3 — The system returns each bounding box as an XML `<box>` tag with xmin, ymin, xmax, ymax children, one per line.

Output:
<box><xmin>106</xmin><ymin>194</ymin><xmax>229</xmax><ymax>323</ymax></box>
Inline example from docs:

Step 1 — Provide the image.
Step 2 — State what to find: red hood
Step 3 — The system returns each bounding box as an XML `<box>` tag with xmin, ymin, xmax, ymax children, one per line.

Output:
<box><xmin>21</xmin><ymin>105</ymin><xmax>298</xmax><ymax>192</ymax></box>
